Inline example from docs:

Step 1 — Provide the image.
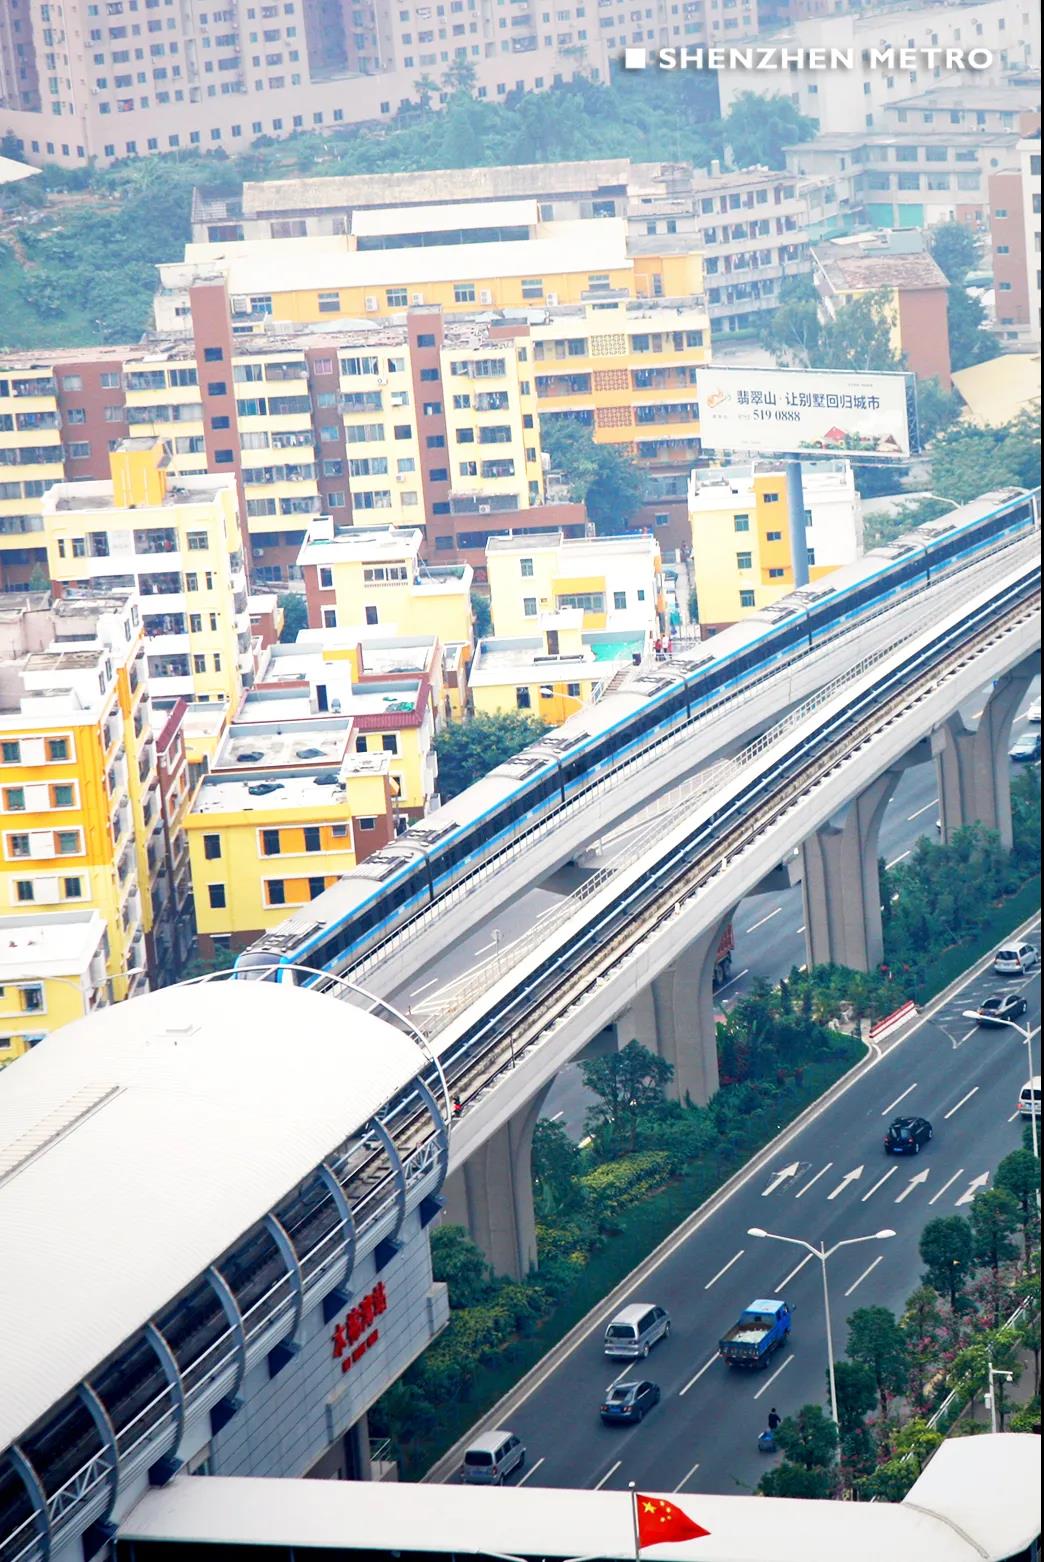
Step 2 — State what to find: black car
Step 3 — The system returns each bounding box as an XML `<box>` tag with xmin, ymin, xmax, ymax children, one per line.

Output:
<box><xmin>600</xmin><ymin>1380</ymin><xmax>661</xmax><ymax>1425</ymax></box>
<box><xmin>976</xmin><ymin>993</ymin><xmax>1029</xmax><ymax>1027</ymax></box>
<box><xmin>884</xmin><ymin>1116</ymin><xmax>933</xmax><ymax>1155</ymax></box>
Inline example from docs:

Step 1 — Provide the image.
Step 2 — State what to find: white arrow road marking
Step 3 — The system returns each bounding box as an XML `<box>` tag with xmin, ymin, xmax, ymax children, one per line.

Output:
<box><xmin>754</xmin><ymin>1354</ymin><xmax>794</xmax><ymax>1400</ymax></box>
<box><xmin>673</xmin><ymin>1461</ymin><xmax>701</xmax><ymax>1493</ymax></box>
<box><xmin>881</xmin><ymin>1083</ymin><xmax>918</xmax><ymax>1116</ymax></box>
<box><xmin>956</xmin><ymin>1172</ymin><xmax>990</xmax><ymax>1207</ymax></box>
<box><xmin>894</xmin><ymin>1168</ymin><xmax>931</xmax><ymax>1204</ymax></box>
<box><xmin>844</xmin><ymin>1255</ymin><xmax>885</xmax><ymax>1297</ymax></box>
<box><xmin>704</xmin><ymin>1250</ymin><xmax>745</xmax><ymax>1289</ymax></box>
<box><xmin>517</xmin><ymin>1457</ymin><xmax>545</xmax><ymax>1487</ymax></box>
<box><xmin>928</xmin><ymin>1168</ymin><xmax>964</xmax><ymax>1206</ymax></box>
<box><xmin>794</xmin><ymin>1163</ymin><xmax>833</xmax><ymax>1198</ymax></box>
<box><xmin>680</xmin><ymin>1355</ymin><xmax>720</xmax><ymax>1396</ymax></box>
<box><xmin>861</xmin><ymin>1167</ymin><xmax>898</xmax><ymax>1201</ymax></box>
<box><xmin>594</xmin><ymin>1461</ymin><xmax>621</xmax><ymax>1491</ymax></box>
<box><xmin>827</xmin><ymin>1165</ymin><xmax>864</xmax><ymax>1200</ymax></box>
<box><xmin>762</xmin><ymin>1162</ymin><xmax>802</xmax><ymax>1197</ymax></box>
<box><xmin>944</xmin><ymin>1087</ymin><xmax>979</xmax><ymax>1119</ymax></box>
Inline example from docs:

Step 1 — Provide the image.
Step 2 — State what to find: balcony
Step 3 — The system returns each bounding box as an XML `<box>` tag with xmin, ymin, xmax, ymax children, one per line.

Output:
<box><xmin>632</xmin><ymin>367</ymin><xmax>699</xmax><ymax>391</ymax></box>
<box><xmin>134</xmin><ymin>528</ymin><xmax>178</xmax><ymax>556</ymax></box>
<box><xmin>147</xmin><ymin>654</ymin><xmax>191</xmax><ymax>680</ymax></box>
<box><xmin>535</xmin><ymin>373</ymin><xmax>592</xmax><ymax>398</ymax></box>
<box><xmin>144</xmin><ymin>613</ymin><xmax>187</xmax><ymax>639</ymax></box>
<box><xmin>138</xmin><ymin>572</ymin><xmax>183</xmax><ymax>598</ymax></box>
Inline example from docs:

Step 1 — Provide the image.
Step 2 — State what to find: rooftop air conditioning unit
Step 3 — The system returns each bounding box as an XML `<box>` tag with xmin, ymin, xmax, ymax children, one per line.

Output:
<box><xmin>479</xmin><ymin>289</ymin><xmax>493</xmax><ymax>305</ymax></box>
<box><xmin>411</xmin><ymin>293</ymin><xmax>424</xmax><ymax>306</ymax></box>
<box><xmin>364</xmin><ymin>295</ymin><xmax>379</xmax><ymax>311</ymax></box>
<box><xmin>479</xmin><ymin>504</ymin><xmax>491</xmax><ymax>513</ymax></box>
<box><xmin>546</xmin><ymin>292</ymin><xmax>558</xmax><ymax>306</ymax></box>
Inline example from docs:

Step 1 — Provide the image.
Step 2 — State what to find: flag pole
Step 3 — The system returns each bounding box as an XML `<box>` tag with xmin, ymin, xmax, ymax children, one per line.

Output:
<box><xmin>629</xmin><ymin>1482</ymin><xmax>640</xmax><ymax>1562</ymax></box>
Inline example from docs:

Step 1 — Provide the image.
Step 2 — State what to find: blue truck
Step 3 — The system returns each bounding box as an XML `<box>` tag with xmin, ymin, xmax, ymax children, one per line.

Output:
<box><xmin>718</xmin><ymin>1298</ymin><xmax>793</xmax><ymax>1368</ymax></box>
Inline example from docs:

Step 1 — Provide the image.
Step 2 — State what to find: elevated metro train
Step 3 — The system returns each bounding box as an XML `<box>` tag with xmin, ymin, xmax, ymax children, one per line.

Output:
<box><xmin>235</xmin><ymin>487</ymin><xmax>1040</xmax><ymax>987</ymax></box>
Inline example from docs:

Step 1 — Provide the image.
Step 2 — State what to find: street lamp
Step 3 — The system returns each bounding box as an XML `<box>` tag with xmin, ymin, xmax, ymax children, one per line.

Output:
<box><xmin>985</xmin><ymin>1361</ymin><xmax>1014</xmax><ymax>1435</ymax></box>
<box><xmin>962</xmin><ymin>1009</ymin><xmax>1040</xmax><ymax>1165</ymax></box>
<box><xmin>747</xmin><ymin>1226</ymin><xmax>896</xmax><ymax>1428</ymax></box>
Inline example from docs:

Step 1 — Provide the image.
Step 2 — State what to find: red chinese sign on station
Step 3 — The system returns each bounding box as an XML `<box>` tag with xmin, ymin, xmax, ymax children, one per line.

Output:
<box><xmin>331</xmin><ymin>1281</ymin><xmax>388</xmax><ymax>1374</ymax></box>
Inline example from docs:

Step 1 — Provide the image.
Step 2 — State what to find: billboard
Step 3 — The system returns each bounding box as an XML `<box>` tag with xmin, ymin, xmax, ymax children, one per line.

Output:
<box><xmin>698</xmin><ymin>365</ymin><xmax>914</xmax><ymax>459</ymax></box>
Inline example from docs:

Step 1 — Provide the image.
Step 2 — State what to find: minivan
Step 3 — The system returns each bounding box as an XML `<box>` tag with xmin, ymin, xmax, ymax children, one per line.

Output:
<box><xmin>459</xmin><ymin>1429</ymin><xmax>525</xmax><ymax>1485</ymax></box>
<box><xmin>993</xmin><ymin>943</ymin><xmax>1039</xmax><ymax>976</ymax></box>
<box><xmin>603</xmin><ymin>1303</ymin><xmax>671</xmax><ymax>1359</ymax></box>
<box><xmin>1018</xmin><ymin>1077</ymin><xmax>1041</xmax><ymax>1119</ymax></box>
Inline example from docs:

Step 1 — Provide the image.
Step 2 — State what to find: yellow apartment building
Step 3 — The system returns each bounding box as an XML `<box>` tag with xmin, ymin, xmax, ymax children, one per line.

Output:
<box><xmin>468</xmin><ymin>612</ymin><xmax>608</xmax><ymax>725</ymax></box>
<box><xmin>0</xmin><ymin>909</ymin><xmax>110</xmax><ymax>1069</ymax></box>
<box><xmin>42</xmin><ymin>439</ymin><xmax>252</xmax><ymax>709</ymax></box>
<box><xmin>688</xmin><ymin>461</ymin><xmax>864</xmax><ymax>630</ymax></box>
<box><xmin>247</xmin><ymin>630</ymin><xmax>443</xmax><ymax>819</ymax></box>
<box><xmin>0</xmin><ymin>589</ymin><xmax>157</xmax><ymax>996</ymax></box>
<box><xmin>184</xmin><ymin>720</ymin><xmax>394</xmax><ymax>953</ymax></box>
<box><xmin>486</xmin><ymin>531</ymin><xmax>665</xmax><ymax>642</ymax></box>
<box><xmin>154</xmin><ymin>216</ymin><xmax>705</xmax><ymax>334</ymax></box>
<box><xmin>0</xmin><ymin>360</ymin><xmax>64</xmax><ymax>592</ymax></box>
<box><xmin>298</xmin><ymin>521</ymin><xmax>474</xmax><ymax>649</ymax></box>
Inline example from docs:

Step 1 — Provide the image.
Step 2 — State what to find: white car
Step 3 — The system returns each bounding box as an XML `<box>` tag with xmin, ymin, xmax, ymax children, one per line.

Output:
<box><xmin>993</xmin><ymin>943</ymin><xmax>1040</xmax><ymax>976</ymax></box>
<box><xmin>1028</xmin><ymin>697</ymin><xmax>1041</xmax><ymax>724</ymax></box>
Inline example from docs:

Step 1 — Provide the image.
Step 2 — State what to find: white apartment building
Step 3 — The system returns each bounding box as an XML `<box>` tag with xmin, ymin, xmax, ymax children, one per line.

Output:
<box><xmin>718</xmin><ymin>0</ymin><xmax>1039</xmax><ymax>138</ymax></box>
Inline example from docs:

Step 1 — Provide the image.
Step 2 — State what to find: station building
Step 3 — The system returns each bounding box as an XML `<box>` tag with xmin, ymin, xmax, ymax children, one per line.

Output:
<box><xmin>0</xmin><ymin>979</ymin><xmax>451</xmax><ymax>1562</ymax></box>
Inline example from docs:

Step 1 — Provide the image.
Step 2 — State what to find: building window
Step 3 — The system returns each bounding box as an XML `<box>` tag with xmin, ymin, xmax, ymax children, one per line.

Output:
<box><xmin>381</xmin><ymin>735</ymin><xmax>398</xmax><ymax>754</ymax></box>
<box><xmin>520</xmin><ymin>557</ymin><xmax>534</xmax><ymax>577</ymax></box>
<box><xmin>52</xmin><ymin>784</ymin><xmax>75</xmax><ymax>808</ymax></box>
<box><xmin>613</xmin><ymin>591</ymin><xmax>626</xmax><ymax>610</ymax></box>
<box><xmin>208</xmin><ymin>883</ymin><xmax>226</xmax><ymax>908</ymax></box>
<box><xmin>454</xmin><ymin>283</ymin><xmax>476</xmax><ymax>303</ymax></box>
<box><xmin>739</xmin><ymin>589</ymin><xmax>756</xmax><ymax>608</ymax></box>
<box><xmin>523</xmin><ymin>597</ymin><xmax>537</xmax><ymax>617</ymax></box>
<box><xmin>63</xmin><ymin>876</ymin><xmax>83</xmax><ymax>898</ymax></box>
<box><xmin>736</xmin><ymin>552</ymin><xmax>752</xmax><ymax>570</ymax></box>
<box><xmin>303</xmin><ymin>826</ymin><xmax>321</xmax><ymax>852</ymax></box>
<box><xmin>416</xmin><ymin>332</ymin><xmax>436</xmax><ymax>346</ymax></box>
<box><xmin>734</xmin><ymin>514</ymin><xmax>750</xmax><ymax>532</ymax></box>
<box><xmin>768</xmin><ymin>567</ymin><xmax>786</xmax><ymax>578</ymax></box>
<box><xmin>322</xmin><ymin>608</ymin><xmax>337</xmax><ymax>629</ymax></box>
<box><xmin>365</xmin><ymin>605</ymin><xmax>378</xmax><ymax>626</ymax></box>
<box><xmin>267</xmin><ymin>879</ymin><xmax>286</xmax><ymax>905</ymax></box>
<box><xmin>16</xmin><ymin>880</ymin><xmax>34</xmax><ymax>902</ymax></box>
<box><xmin>763</xmin><ymin>493</ymin><xmax>780</xmax><ymax>504</ymax></box>
<box><xmin>516</xmin><ymin>687</ymin><xmax>532</xmax><ymax>709</ymax></box>
<box><xmin>387</xmin><ymin>289</ymin><xmax>408</xmax><ymax>307</ymax></box>
<box><xmin>318</xmin><ymin>291</ymin><xmax>341</xmax><ymax>313</ymax></box>
<box><xmin>204</xmin><ymin>833</ymin><xmax>221</xmax><ymax>859</ymax></box>
<box><xmin>308</xmin><ymin>876</ymin><xmax>326</xmax><ymax>898</ymax></box>
<box><xmin>56</xmin><ymin>830</ymin><xmax>80</xmax><ymax>855</ymax></box>
<box><xmin>204</xmin><ymin>346</ymin><xmax>224</xmax><ymax>362</ymax></box>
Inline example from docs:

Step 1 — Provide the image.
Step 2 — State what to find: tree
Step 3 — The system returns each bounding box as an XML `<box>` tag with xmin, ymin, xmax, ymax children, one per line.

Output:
<box><xmin>413</xmin><ymin>72</ymin><xmax>440</xmax><ymax>110</ymax></box>
<box><xmin>815</xmin><ymin>290</ymin><xmax>903</xmax><ymax>373</ymax></box>
<box><xmin>919</xmin><ymin>1215</ymin><xmax>976</xmax><ymax>1310</ymax></box>
<box><xmin>540</xmin><ymin>417</ymin><xmax>643</xmax><ymax>536</ymax></box>
<box><xmin>901</xmin><ymin>1285</ymin><xmax>948</xmax><ymax>1411</ymax></box>
<box><xmin>532</xmin><ymin>1118</ymin><xmax>584</xmax><ymax>1217</ymax></box>
<box><xmin>758</xmin><ymin>1462</ymin><xmax>834</xmax><ymax>1498</ymax></box>
<box><xmin>832</xmin><ymin>1359</ymin><xmax>877</xmax><ymax>1436</ymax></box>
<box><xmin>928</xmin><ymin>221</ymin><xmax>980</xmax><ymax>286</ymax></box>
<box><xmin>580</xmin><ymin>1039</ymin><xmax>673</xmax><ymax>1155</ymax></box>
<box><xmin>914</xmin><ymin>377</ymin><xmax>962</xmax><ymax>445</ymax></box>
<box><xmin>995</xmin><ymin>1148</ymin><xmax>1042</xmax><ymax>1264</ymax></box>
<box><xmin>928</xmin><ymin>415</ymin><xmax>1041</xmax><ymax>505</ymax></box>
<box><xmin>766</xmin><ymin>298</ymin><xmax>821</xmax><ymax>363</ymax></box>
<box><xmin>471</xmin><ymin>591</ymin><xmax>493</xmax><ymax>639</ymax></box>
<box><xmin>27</xmin><ymin>563</ymin><xmax>50</xmax><ymax>593</ymax></box>
<box><xmin>951</xmin><ymin>1327</ymin><xmax>1022</xmax><ymax>1429</ymax></box>
<box><xmin>969</xmin><ymin>1187</ymin><xmax>1020</xmax><ymax>1323</ymax></box>
<box><xmin>442</xmin><ymin>57</ymin><xmax>477</xmax><ymax>95</ymax></box>
<box><xmin>278</xmin><ymin>591</ymin><xmax>308</xmax><ymax>643</ymax></box>
<box><xmin>721</xmin><ymin>92</ymin><xmax>817</xmax><ymax>171</ymax></box>
<box><xmin>945</xmin><ymin>284</ymin><xmax>1001</xmax><ymax>372</ymax></box>
<box><xmin>433</xmin><ymin>711</ymin><xmax>549</xmax><ymax>800</ymax></box>
<box><xmin>430</xmin><ymin>1225</ymin><xmax>494</xmax><ymax>1308</ymax></box>
<box><xmin>773</xmin><ymin>1403</ymin><xmax>839</xmax><ymax>1469</ymax></box>
<box><xmin>181</xmin><ymin>940</ymin><xmax>237</xmax><ymax>981</ymax></box>
<box><xmin>845</xmin><ymin>1305</ymin><xmax>909</xmax><ymax>1418</ymax></box>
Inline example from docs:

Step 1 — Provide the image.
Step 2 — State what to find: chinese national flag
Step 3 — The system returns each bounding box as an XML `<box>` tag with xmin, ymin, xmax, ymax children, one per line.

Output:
<box><xmin>635</xmin><ymin>1493</ymin><xmax>710</xmax><ymax>1550</ymax></box>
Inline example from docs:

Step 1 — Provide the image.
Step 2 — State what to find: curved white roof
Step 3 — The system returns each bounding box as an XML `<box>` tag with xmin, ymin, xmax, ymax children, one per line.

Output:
<box><xmin>119</xmin><ymin>1434</ymin><xmax>1042</xmax><ymax>1561</ymax></box>
<box><xmin>0</xmin><ymin>981</ymin><xmax>424</xmax><ymax>1449</ymax></box>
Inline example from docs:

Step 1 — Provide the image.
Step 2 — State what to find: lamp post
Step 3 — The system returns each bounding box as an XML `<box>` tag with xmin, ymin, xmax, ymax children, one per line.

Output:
<box><xmin>747</xmin><ymin>1226</ymin><xmax>896</xmax><ymax>1428</ymax></box>
<box><xmin>962</xmin><ymin>1009</ymin><xmax>1040</xmax><ymax>1166</ymax></box>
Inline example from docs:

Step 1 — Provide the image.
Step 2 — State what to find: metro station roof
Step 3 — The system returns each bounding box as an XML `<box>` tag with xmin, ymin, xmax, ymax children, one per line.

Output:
<box><xmin>119</xmin><ymin>1434</ymin><xmax>1042</xmax><ymax>1560</ymax></box>
<box><xmin>0</xmin><ymin>980</ymin><xmax>425</xmax><ymax>1449</ymax></box>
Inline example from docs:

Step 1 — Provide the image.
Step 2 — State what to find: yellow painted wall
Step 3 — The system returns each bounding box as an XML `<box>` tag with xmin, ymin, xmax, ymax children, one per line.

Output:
<box><xmin>0</xmin><ymin>974</ymin><xmax>89</xmax><ymax>1068</ymax></box>
<box><xmin>472</xmin><ymin>676</ymin><xmax>599</xmax><ymax>723</ymax></box>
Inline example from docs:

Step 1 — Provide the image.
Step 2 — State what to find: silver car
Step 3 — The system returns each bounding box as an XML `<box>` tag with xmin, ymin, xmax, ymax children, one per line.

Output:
<box><xmin>460</xmin><ymin>1429</ymin><xmax>526</xmax><ymax>1484</ymax></box>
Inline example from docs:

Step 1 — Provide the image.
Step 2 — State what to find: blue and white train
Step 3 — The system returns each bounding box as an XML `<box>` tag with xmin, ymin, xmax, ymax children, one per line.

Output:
<box><xmin>236</xmin><ymin>487</ymin><xmax>1039</xmax><ymax>987</ymax></box>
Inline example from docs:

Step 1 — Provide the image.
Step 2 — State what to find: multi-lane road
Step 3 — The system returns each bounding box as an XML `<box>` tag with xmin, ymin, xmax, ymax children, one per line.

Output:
<box><xmin>434</xmin><ymin>934</ymin><xmax>1040</xmax><ymax>1497</ymax></box>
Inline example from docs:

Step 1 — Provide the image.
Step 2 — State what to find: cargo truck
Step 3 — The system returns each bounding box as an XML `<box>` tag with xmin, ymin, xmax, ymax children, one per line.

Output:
<box><xmin>718</xmin><ymin>1298</ymin><xmax>792</xmax><ymax>1368</ymax></box>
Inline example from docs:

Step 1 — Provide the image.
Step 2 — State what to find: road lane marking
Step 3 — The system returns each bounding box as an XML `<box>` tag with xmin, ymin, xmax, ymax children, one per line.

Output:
<box><xmin>895</xmin><ymin>1168</ymin><xmax>930</xmax><ymax>1203</ymax></box>
<box><xmin>704</xmin><ymin>1250</ymin><xmax>745</xmax><ymax>1289</ymax></box>
<box><xmin>550</xmin><ymin>1111</ymin><xmax>564</xmax><ymax>1122</ymax></box>
<box><xmin>794</xmin><ymin>1163</ymin><xmax>833</xmax><ymax>1198</ymax></box>
<box><xmin>843</xmin><ymin>1255</ymin><xmax>885</xmax><ymax>1297</ymax></box>
<box><xmin>908</xmin><ymin>798</ymin><xmax>938</xmax><ymax>821</ymax></box>
<box><xmin>673</xmin><ymin>1461</ymin><xmax>701</xmax><ymax>1493</ymax></box>
<box><xmin>886</xmin><ymin>851</ymin><xmax>911</xmax><ymax>869</ymax></box>
<box><xmin>679</xmin><ymin>1356</ymin><xmax>720</xmax><ymax>1396</ymax></box>
<box><xmin>928</xmin><ymin>1168</ymin><xmax>964</xmax><ymax>1206</ymax></box>
<box><xmin>716</xmin><ymin>967</ymin><xmax>750</xmax><ymax>993</ymax></box>
<box><xmin>827</xmin><ymin>1165</ymin><xmax>864</xmax><ymax>1200</ymax></box>
<box><xmin>754</xmin><ymin>1354</ymin><xmax>794</xmax><ymax>1400</ymax></box>
<box><xmin>944</xmin><ymin>1087</ymin><xmax>979</xmax><ymax>1120</ymax></box>
<box><xmin>881</xmin><ymin>1083</ymin><xmax>918</xmax><ymax>1116</ymax></box>
<box><xmin>956</xmin><ymin>1172</ymin><xmax>990</xmax><ymax>1207</ymax></box>
<box><xmin>796</xmin><ymin>924</ymin><xmax>806</xmax><ymax>934</ymax></box>
<box><xmin>746</xmin><ymin>907</ymin><xmax>782</xmax><ymax>934</ymax></box>
<box><xmin>861</xmin><ymin>1167</ymin><xmax>898</xmax><ymax>1202</ymax></box>
<box><xmin>1008</xmin><ymin>1110</ymin><xmax>1020</xmax><ymax>1122</ymax></box>
<box><xmin>517</xmin><ymin>1457</ymin><xmax>545</xmax><ymax>1487</ymax></box>
<box><xmin>409</xmin><ymin>976</ymin><xmax>439</xmax><ymax>996</ymax></box>
<box><xmin>474</xmin><ymin>939</ymin><xmax>498</xmax><ymax>955</ymax></box>
<box><xmin>778</xmin><ymin>1252</ymin><xmax>813</xmax><ymax>1289</ymax></box>
<box><xmin>594</xmin><ymin>1461</ymin><xmax>621</xmax><ymax>1491</ymax></box>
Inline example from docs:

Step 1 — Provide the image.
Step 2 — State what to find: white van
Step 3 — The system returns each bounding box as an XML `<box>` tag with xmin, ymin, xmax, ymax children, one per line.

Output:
<box><xmin>994</xmin><ymin>943</ymin><xmax>1039</xmax><ymax>976</ymax></box>
<box><xmin>1018</xmin><ymin>1077</ymin><xmax>1041</xmax><ymax>1118</ymax></box>
<box><xmin>603</xmin><ymin>1303</ymin><xmax>671</xmax><ymax>1359</ymax></box>
<box><xmin>459</xmin><ymin>1429</ymin><xmax>525</xmax><ymax>1485</ymax></box>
